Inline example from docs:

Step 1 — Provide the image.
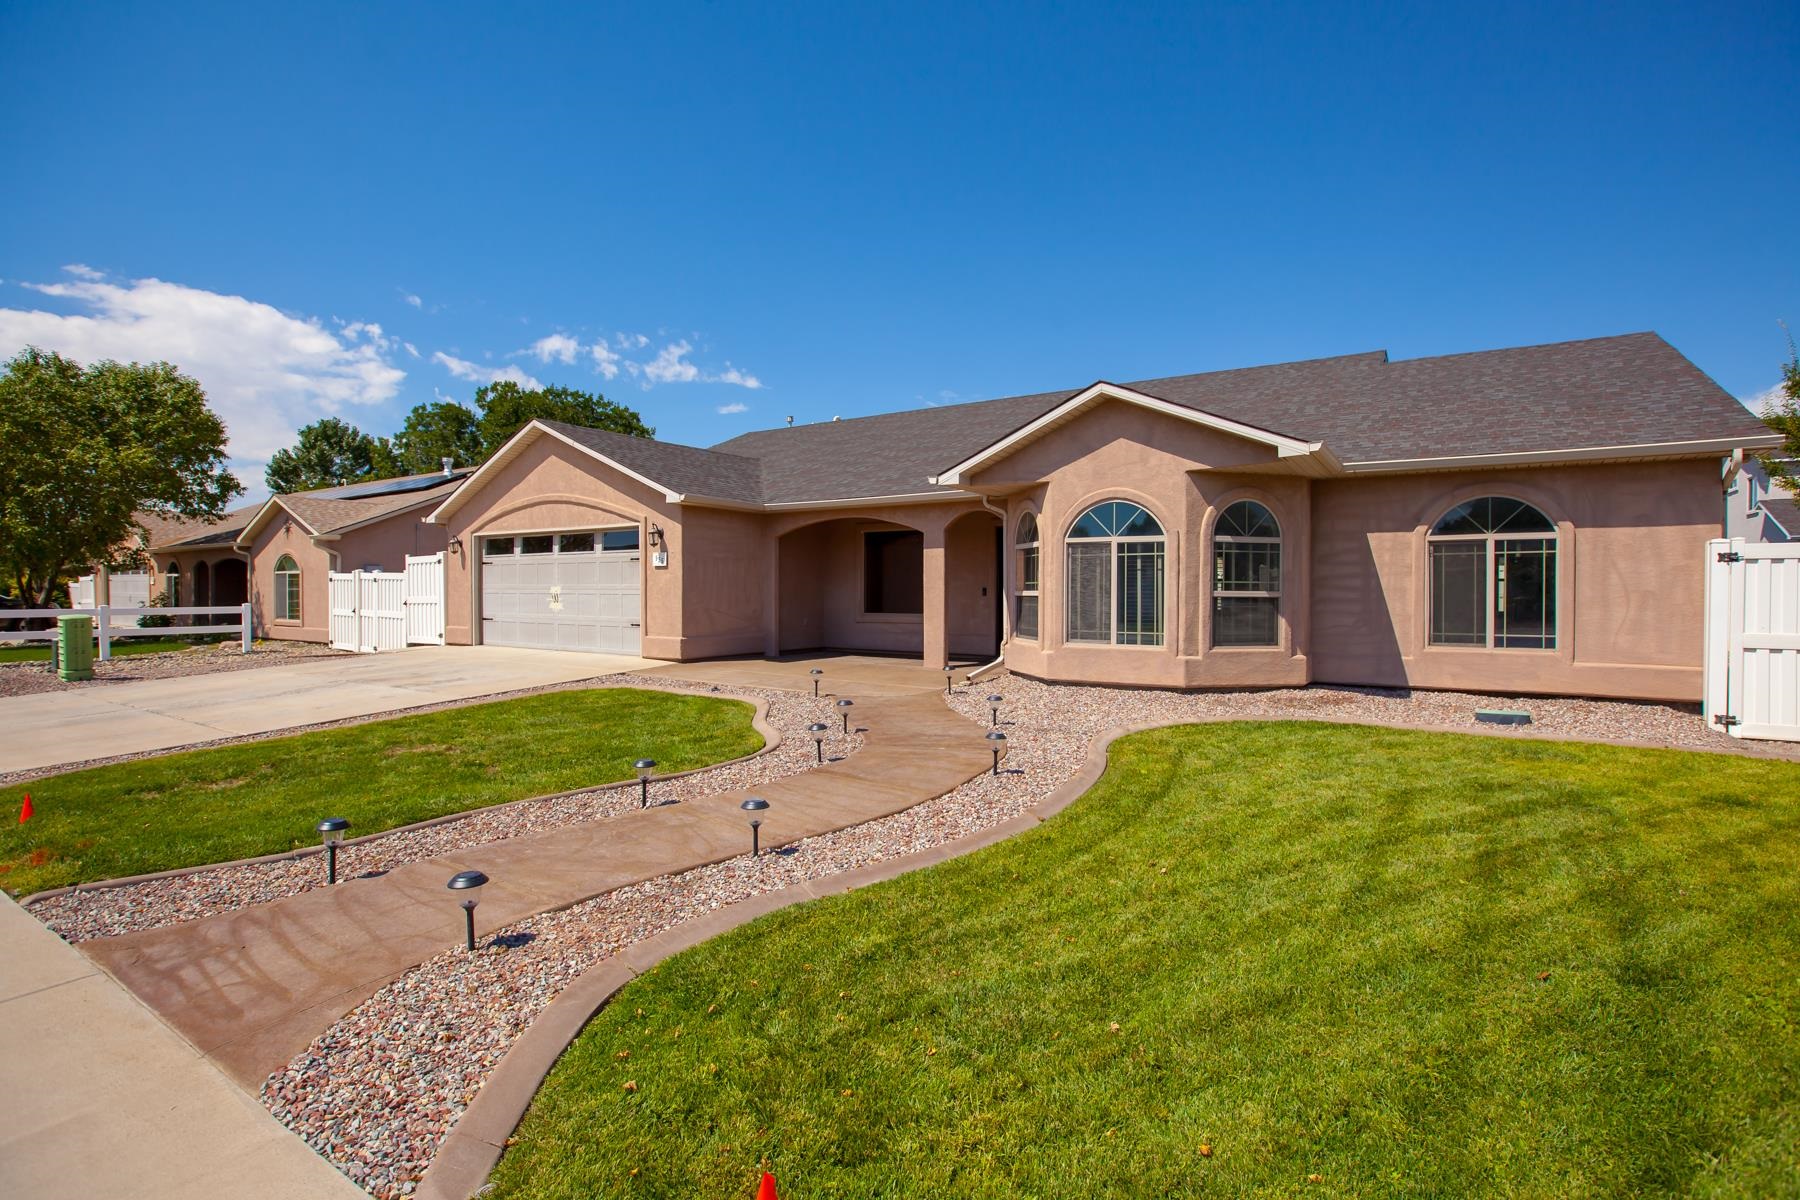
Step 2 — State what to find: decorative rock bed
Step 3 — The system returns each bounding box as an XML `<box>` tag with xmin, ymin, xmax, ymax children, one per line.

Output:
<box><xmin>0</xmin><ymin>638</ymin><xmax>339</xmax><ymax>698</ymax></box>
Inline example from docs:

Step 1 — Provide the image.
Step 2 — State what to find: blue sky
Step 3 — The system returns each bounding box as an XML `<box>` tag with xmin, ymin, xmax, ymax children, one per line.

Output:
<box><xmin>2</xmin><ymin>2</ymin><xmax>1796</xmax><ymax>498</ymax></box>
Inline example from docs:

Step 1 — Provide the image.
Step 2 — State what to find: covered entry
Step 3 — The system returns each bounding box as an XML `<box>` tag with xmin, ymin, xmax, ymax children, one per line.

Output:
<box><xmin>480</xmin><ymin>529</ymin><xmax>642</xmax><ymax>653</ymax></box>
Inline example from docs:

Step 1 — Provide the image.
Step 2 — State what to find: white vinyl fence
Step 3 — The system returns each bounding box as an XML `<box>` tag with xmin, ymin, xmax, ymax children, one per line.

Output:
<box><xmin>71</xmin><ymin>572</ymin><xmax>153</xmax><ymax>619</ymax></box>
<box><xmin>327</xmin><ymin>553</ymin><xmax>445</xmax><ymax>653</ymax></box>
<box><xmin>1704</xmin><ymin>537</ymin><xmax>1800</xmax><ymax>741</ymax></box>
<box><xmin>4</xmin><ymin>604</ymin><xmax>254</xmax><ymax>659</ymax></box>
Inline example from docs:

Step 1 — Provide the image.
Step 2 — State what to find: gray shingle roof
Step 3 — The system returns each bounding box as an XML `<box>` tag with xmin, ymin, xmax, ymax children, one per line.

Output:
<box><xmin>278</xmin><ymin>470</ymin><xmax>471</xmax><ymax>535</ymax></box>
<box><xmin>1761</xmin><ymin>498</ymin><xmax>1800</xmax><ymax>537</ymax></box>
<box><xmin>138</xmin><ymin>502</ymin><xmax>261</xmax><ymax>551</ymax></box>
<box><xmin>532</xmin><ymin>333</ymin><xmax>1769</xmax><ymax>508</ymax></box>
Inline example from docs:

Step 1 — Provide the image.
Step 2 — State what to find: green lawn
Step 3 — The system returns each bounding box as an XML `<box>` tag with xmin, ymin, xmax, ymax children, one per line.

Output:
<box><xmin>490</xmin><ymin>722</ymin><xmax>1800</xmax><ymax>1200</ymax></box>
<box><xmin>0</xmin><ymin>637</ymin><xmax>196</xmax><ymax>663</ymax></box>
<box><xmin>1</xmin><ymin>688</ymin><xmax>760</xmax><ymax>896</ymax></box>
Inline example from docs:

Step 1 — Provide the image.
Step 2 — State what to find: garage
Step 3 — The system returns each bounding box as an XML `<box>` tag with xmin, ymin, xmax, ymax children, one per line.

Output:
<box><xmin>480</xmin><ymin>528</ymin><xmax>642</xmax><ymax>653</ymax></box>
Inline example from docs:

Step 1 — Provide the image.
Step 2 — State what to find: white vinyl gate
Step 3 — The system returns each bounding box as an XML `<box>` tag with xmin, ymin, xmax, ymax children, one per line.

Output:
<box><xmin>1704</xmin><ymin>537</ymin><xmax>1800</xmax><ymax>741</ymax></box>
<box><xmin>328</xmin><ymin>553</ymin><xmax>445</xmax><ymax>653</ymax></box>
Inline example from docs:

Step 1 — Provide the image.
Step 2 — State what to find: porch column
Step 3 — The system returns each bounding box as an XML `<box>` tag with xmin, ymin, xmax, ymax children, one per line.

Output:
<box><xmin>762</xmin><ymin>527</ymin><xmax>782</xmax><ymax>658</ymax></box>
<box><xmin>922</xmin><ymin>525</ymin><xmax>947</xmax><ymax>668</ymax></box>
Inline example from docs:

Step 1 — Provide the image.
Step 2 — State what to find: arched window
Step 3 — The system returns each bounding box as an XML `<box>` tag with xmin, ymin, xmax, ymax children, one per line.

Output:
<box><xmin>1212</xmin><ymin>500</ymin><xmax>1281</xmax><ymax>647</ymax></box>
<box><xmin>1428</xmin><ymin>497</ymin><xmax>1556</xmax><ymax>649</ymax></box>
<box><xmin>1066</xmin><ymin>501</ymin><xmax>1165</xmax><ymax>646</ymax></box>
<box><xmin>163</xmin><ymin>560</ymin><xmax>180</xmax><ymax>606</ymax></box>
<box><xmin>274</xmin><ymin>554</ymin><xmax>301</xmax><ymax>622</ymax></box>
<box><xmin>1014</xmin><ymin>512</ymin><xmax>1040</xmax><ymax>640</ymax></box>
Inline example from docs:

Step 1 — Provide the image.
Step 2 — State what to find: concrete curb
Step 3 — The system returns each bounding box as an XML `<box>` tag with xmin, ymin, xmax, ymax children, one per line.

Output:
<box><xmin>18</xmin><ymin>685</ymin><xmax>779</xmax><ymax>908</ymax></box>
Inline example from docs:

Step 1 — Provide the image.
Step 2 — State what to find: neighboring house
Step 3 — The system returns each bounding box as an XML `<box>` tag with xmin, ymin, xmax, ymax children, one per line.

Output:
<box><xmin>136</xmin><ymin>503</ymin><xmax>264</xmax><ymax>611</ymax></box>
<box><xmin>233</xmin><ymin>468</ymin><xmax>469</xmax><ymax>643</ymax></box>
<box><xmin>1724</xmin><ymin>457</ymin><xmax>1798</xmax><ymax>543</ymax></box>
<box><xmin>417</xmin><ymin>332</ymin><xmax>1776</xmax><ymax>703</ymax></box>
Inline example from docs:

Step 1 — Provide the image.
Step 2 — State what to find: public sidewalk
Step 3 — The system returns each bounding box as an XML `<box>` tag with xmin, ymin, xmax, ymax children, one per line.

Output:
<box><xmin>0</xmin><ymin>892</ymin><xmax>362</xmax><ymax>1200</ymax></box>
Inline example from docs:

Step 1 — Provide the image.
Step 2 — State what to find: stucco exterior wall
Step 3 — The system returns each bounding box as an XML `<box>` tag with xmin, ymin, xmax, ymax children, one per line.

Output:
<box><xmin>246</xmin><ymin>513</ymin><xmax>332</xmax><ymax>643</ymax></box>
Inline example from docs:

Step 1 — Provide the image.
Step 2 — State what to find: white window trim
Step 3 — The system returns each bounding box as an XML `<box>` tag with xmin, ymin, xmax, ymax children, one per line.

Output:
<box><xmin>1211</xmin><ymin>504</ymin><xmax>1282</xmax><ymax>647</ymax></box>
<box><xmin>1015</xmin><ymin>514</ymin><xmax>1041</xmax><ymax>642</ymax></box>
<box><xmin>1065</xmin><ymin>504</ymin><xmax>1167</xmax><ymax>648</ymax></box>
<box><xmin>273</xmin><ymin>556</ymin><xmax>301</xmax><ymax>622</ymax></box>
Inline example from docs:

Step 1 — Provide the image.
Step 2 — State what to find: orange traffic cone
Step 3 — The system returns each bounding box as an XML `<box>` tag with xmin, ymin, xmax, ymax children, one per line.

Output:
<box><xmin>756</xmin><ymin>1172</ymin><xmax>779</xmax><ymax>1200</ymax></box>
<box><xmin>18</xmin><ymin>793</ymin><xmax>31</xmax><ymax>823</ymax></box>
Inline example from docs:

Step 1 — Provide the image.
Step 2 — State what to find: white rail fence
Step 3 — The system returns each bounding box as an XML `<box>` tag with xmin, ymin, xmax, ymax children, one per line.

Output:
<box><xmin>328</xmin><ymin>555</ymin><xmax>443</xmax><ymax>653</ymax></box>
<box><xmin>1704</xmin><ymin>537</ymin><xmax>1800</xmax><ymax>742</ymax></box>
<box><xmin>4</xmin><ymin>604</ymin><xmax>254</xmax><ymax>659</ymax></box>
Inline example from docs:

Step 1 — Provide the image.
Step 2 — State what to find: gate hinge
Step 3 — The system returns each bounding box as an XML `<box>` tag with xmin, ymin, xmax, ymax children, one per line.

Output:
<box><xmin>1717</xmin><ymin>550</ymin><xmax>1743</xmax><ymax>563</ymax></box>
<box><xmin>1713</xmin><ymin>713</ymin><xmax>1741</xmax><ymax>728</ymax></box>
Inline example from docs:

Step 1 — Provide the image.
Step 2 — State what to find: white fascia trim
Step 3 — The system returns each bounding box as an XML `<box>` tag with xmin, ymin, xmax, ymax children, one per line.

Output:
<box><xmin>931</xmin><ymin>382</ymin><xmax>1324</xmax><ymax>486</ymax></box>
<box><xmin>1342</xmin><ymin>434</ymin><xmax>1785</xmax><ymax>473</ymax></box>
<box><xmin>233</xmin><ymin>497</ymin><xmax>317</xmax><ymax>550</ymax></box>
<box><xmin>423</xmin><ymin>421</ymin><xmax>682</xmax><ymax>525</ymax></box>
<box><xmin>756</xmin><ymin>490</ymin><xmax>982</xmax><ymax>512</ymax></box>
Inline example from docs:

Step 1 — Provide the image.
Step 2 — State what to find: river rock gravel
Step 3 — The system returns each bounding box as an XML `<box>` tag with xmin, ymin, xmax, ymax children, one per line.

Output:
<box><xmin>0</xmin><ymin>638</ymin><xmax>339</xmax><ymax>698</ymax></box>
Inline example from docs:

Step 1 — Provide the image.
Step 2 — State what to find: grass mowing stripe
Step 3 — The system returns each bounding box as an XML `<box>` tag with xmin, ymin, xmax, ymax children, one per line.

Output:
<box><xmin>0</xmin><ymin>687</ymin><xmax>760</xmax><ymax>895</ymax></box>
<box><xmin>487</xmin><ymin>722</ymin><xmax>1800</xmax><ymax>1200</ymax></box>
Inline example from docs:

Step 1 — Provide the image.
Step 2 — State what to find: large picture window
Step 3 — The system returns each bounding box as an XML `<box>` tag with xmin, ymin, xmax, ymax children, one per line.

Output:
<box><xmin>1066</xmin><ymin>501</ymin><xmax>1165</xmax><ymax>646</ymax></box>
<box><xmin>863</xmin><ymin>530</ymin><xmax>923</xmax><ymax>614</ymax></box>
<box><xmin>274</xmin><ymin>554</ymin><xmax>301</xmax><ymax>621</ymax></box>
<box><xmin>1212</xmin><ymin>500</ymin><xmax>1281</xmax><ymax>647</ymax></box>
<box><xmin>1428</xmin><ymin>497</ymin><xmax>1557</xmax><ymax>650</ymax></box>
<box><xmin>1014</xmin><ymin>512</ymin><xmax>1040</xmax><ymax>640</ymax></box>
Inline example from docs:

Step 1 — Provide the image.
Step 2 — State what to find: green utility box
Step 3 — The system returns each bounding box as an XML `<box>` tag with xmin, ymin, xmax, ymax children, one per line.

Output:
<box><xmin>57</xmin><ymin>614</ymin><xmax>94</xmax><ymax>681</ymax></box>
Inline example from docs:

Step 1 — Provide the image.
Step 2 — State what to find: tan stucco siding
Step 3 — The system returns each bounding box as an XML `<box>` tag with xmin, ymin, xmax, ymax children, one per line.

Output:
<box><xmin>247</xmin><ymin>513</ymin><xmax>332</xmax><ymax>643</ymax></box>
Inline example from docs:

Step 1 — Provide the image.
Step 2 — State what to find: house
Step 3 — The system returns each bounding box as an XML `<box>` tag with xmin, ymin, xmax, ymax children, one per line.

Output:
<box><xmin>231</xmin><ymin>468</ymin><xmax>469</xmax><ymax>642</ymax></box>
<box><xmin>135</xmin><ymin>503</ymin><xmax>264</xmax><ymax>612</ymax></box>
<box><xmin>1724</xmin><ymin>457</ymin><xmax>1799</xmax><ymax>543</ymax></box>
<box><xmin>393</xmin><ymin>332</ymin><xmax>1775</xmax><ymax>703</ymax></box>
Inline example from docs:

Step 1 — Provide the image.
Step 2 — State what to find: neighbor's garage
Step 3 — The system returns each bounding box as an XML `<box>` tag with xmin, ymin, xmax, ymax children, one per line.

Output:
<box><xmin>480</xmin><ymin>529</ymin><xmax>642</xmax><ymax>653</ymax></box>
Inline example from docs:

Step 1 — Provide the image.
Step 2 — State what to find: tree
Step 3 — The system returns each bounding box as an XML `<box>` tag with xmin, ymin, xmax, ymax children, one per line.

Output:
<box><xmin>1758</xmin><ymin>330</ymin><xmax>1800</xmax><ymax>488</ymax></box>
<box><xmin>264</xmin><ymin>417</ymin><xmax>378</xmax><ymax>494</ymax></box>
<box><xmin>472</xmin><ymin>381</ymin><xmax>654</xmax><ymax>459</ymax></box>
<box><xmin>0</xmin><ymin>347</ymin><xmax>240</xmax><ymax>605</ymax></box>
<box><xmin>370</xmin><ymin>400</ymin><xmax>484</xmax><ymax>477</ymax></box>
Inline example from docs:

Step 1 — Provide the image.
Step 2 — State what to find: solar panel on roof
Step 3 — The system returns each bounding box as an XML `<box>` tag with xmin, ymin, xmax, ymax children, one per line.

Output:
<box><xmin>316</xmin><ymin>474</ymin><xmax>456</xmax><ymax>501</ymax></box>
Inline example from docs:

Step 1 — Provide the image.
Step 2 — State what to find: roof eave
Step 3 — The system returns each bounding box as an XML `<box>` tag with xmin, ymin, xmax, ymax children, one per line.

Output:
<box><xmin>1340</xmin><ymin>434</ymin><xmax>1783</xmax><ymax>474</ymax></box>
<box><xmin>424</xmin><ymin>421</ymin><xmax>685</xmax><ymax>525</ymax></box>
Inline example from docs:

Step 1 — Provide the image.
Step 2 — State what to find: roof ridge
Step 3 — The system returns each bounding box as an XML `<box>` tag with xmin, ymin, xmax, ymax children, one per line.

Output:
<box><xmin>539</xmin><ymin>418</ymin><xmax>766</xmax><ymax>467</ymax></box>
<box><xmin>1382</xmin><ymin>330</ymin><xmax>1663</xmax><ymax>369</ymax></box>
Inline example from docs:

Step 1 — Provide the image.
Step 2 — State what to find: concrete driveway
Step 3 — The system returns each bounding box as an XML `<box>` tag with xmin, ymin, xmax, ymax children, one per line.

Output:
<box><xmin>1</xmin><ymin>645</ymin><xmax>655</xmax><ymax>775</ymax></box>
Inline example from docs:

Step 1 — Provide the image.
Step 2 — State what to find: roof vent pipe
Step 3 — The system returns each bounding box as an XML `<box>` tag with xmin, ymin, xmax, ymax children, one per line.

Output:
<box><xmin>833</xmin><ymin>416</ymin><xmax>841</xmax><ymax>422</ymax></box>
<box><xmin>442</xmin><ymin>456</ymin><xmax>454</xmax><ymax>476</ymax></box>
<box><xmin>786</xmin><ymin>416</ymin><xmax>793</xmax><ymax>426</ymax></box>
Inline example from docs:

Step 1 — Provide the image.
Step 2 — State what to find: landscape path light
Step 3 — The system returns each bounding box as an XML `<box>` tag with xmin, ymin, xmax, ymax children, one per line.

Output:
<box><xmin>316</xmin><ymin>817</ymin><xmax>350</xmax><ymax>885</ymax></box>
<box><xmin>987</xmin><ymin>694</ymin><xmax>1004</xmax><ymax>726</ymax></box>
<box><xmin>740</xmin><ymin>796</ymin><xmax>770</xmax><ymax>857</ymax></box>
<box><xmin>987</xmin><ymin>730</ymin><xmax>1007</xmax><ymax>776</ymax></box>
<box><xmin>810</xmin><ymin>667</ymin><xmax>823</xmax><ymax>697</ymax></box>
<box><xmin>634</xmin><ymin>758</ymin><xmax>657</xmax><ymax>809</ymax></box>
<box><xmin>836</xmin><ymin>697</ymin><xmax>854</xmax><ymax>734</ymax></box>
<box><xmin>943</xmin><ymin>665</ymin><xmax>955</xmax><ymax>694</ymax></box>
<box><xmin>807</xmin><ymin>722</ymin><xmax>829</xmax><ymax>763</ymax></box>
<box><xmin>447</xmin><ymin>869</ymin><xmax>489</xmax><ymax>952</ymax></box>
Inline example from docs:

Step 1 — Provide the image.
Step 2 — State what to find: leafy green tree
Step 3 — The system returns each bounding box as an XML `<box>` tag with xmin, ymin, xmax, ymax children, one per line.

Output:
<box><xmin>0</xmin><ymin>347</ymin><xmax>240</xmax><ymax>605</ymax></box>
<box><xmin>370</xmin><ymin>400</ymin><xmax>484</xmax><ymax>476</ymax></box>
<box><xmin>264</xmin><ymin>417</ymin><xmax>378</xmax><ymax>494</ymax></box>
<box><xmin>1758</xmin><ymin>332</ymin><xmax>1800</xmax><ymax>488</ymax></box>
<box><xmin>473</xmin><ymin>381</ymin><xmax>653</xmax><ymax>458</ymax></box>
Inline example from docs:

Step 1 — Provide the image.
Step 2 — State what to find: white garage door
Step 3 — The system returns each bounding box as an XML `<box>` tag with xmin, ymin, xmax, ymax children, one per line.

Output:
<box><xmin>481</xmin><ymin>529</ymin><xmax>642</xmax><ymax>654</ymax></box>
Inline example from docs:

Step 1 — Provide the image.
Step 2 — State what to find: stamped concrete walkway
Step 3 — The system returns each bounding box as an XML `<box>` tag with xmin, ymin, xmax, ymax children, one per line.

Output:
<box><xmin>0</xmin><ymin>893</ymin><xmax>362</xmax><ymax>1200</ymax></box>
<box><xmin>81</xmin><ymin>661</ymin><xmax>992</xmax><ymax>1090</ymax></box>
<box><xmin>1</xmin><ymin>644</ymin><xmax>654</xmax><ymax>775</ymax></box>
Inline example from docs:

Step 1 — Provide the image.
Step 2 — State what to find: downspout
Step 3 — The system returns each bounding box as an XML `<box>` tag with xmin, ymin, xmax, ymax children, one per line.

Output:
<box><xmin>1722</xmin><ymin>449</ymin><xmax>1744</xmax><ymax>539</ymax></box>
<box><xmin>966</xmin><ymin>496</ymin><xmax>1010</xmax><ymax>682</ymax></box>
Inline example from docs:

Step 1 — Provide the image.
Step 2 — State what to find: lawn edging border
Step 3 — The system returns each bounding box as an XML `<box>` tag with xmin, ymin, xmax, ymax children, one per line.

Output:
<box><xmin>17</xmin><ymin>684</ymin><xmax>779</xmax><ymax>908</ymax></box>
<box><xmin>413</xmin><ymin>716</ymin><xmax>1118</xmax><ymax>1200</ymax></box>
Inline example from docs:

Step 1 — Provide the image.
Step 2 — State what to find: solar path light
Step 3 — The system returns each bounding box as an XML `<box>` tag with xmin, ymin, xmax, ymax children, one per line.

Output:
<box><xmin>810</xmin><ymin>667</ymin><xmax>823</xmax><ymax>697</ymax></box>
<box><xmin>634</xmin><ymin>758</ymin><xmax>657</xmax><ymax>808</ymax></box>
<box><xmin>741</xmin><ymin>796</ymin><xmax>770</xmax><ymax>857</ymax></box>
<box><xmin>943</xmin><ymin>665</ymin><xmax>955</xmax><ymax>694</ymax></box>
<box><xmin>987</xmin><ymin>694</ymin><xmax>1003</xmax><ymax>726</ymax></box>
<box><xmin>316</xmin><ymin>817</ymin><xmax>350</xmax><ymax>884</ymax></box>
<box><xmin>987</xmin><ymin>730</ymin><xmax>1007</xmax><ymax>776</ymax></box>
<box><xmin>447</xmin><ymin>869</ymin><xmax>489</xmax><ymax>951</ymax></box>
<box><xmin>807</xmin><ymin>722</ymin><xmax>829</xmax><ymax>763</ymax></box>
<box><xmin>836</xmin><ymin>697</ymin><xmax>854</xmax><ymax>734</ymax></box>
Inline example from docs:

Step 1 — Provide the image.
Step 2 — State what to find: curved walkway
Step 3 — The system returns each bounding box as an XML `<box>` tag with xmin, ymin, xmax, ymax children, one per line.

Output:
<box><xmin>80</xmin><ymin>673</ymin><xmax>992</xmax><ymax>1091</ymax></box>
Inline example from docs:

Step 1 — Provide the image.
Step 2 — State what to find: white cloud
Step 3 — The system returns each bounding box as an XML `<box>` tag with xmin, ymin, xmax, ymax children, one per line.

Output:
<box><xmin>716</xmin><ymin>401</ymin><xmax>749</xmax><ymax>415</ymax></box>
<box><xmin>402</xmin><ymin>292</ymin><xmax>423</xmax><ymax>308</ymax></box>
<box><xmin>432</xmin><ymin>350</ymin><xmax>541</xmax><ymax>390</ymax></box>
<box><xmin>1744</xmin><ymin>382</ymin><xmax>1788</xmax><ymax>414</ymax></box>
<box><xmin>525</xmin><ymin>332</ymin><xmax>582</xmax><ymax>365</ymax></box>
<box><xmin>0</xmin><ymin>268</ymin><xmax>405</xmax><ymax>483</ymax></box>
<box><xmin>715</xmin><ymin>365</ymin><xmax>763</xmax><ymax>389</ymax></box>
<box><xmin>403</xmin><ymin>341</ymin><xmax>420</xmax><ymax>358</ymax></box>
<box><xmin>589</xmin><ymin>340</ymin><xmax>621</xmax><ymax>380</ymax></box>
<box><xmin>643</xmin><ymin>339</ymin><xmax>701</xmax><ymax>384</ymax></box>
